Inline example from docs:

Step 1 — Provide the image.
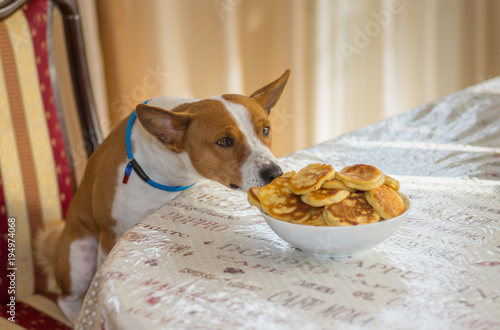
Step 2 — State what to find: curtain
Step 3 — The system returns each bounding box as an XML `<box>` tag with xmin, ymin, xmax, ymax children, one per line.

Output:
<box><xmin>92</xmin><ymin>0</ymin><xmax>500</xmax><ymax>158</ymax></box>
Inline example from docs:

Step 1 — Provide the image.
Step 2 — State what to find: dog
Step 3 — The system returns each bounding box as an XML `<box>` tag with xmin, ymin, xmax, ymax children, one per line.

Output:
<box><xmin>34</xmin><ymin>70</ymin><xmax>289</xmax><ymax>324</ymax></box>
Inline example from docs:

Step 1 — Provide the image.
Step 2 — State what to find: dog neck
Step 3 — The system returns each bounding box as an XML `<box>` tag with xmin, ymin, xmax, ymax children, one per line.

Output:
<box><xmin>128</xmin><ymin>112</ymin><xmax>203</xmax><ymax>190</ymax></box>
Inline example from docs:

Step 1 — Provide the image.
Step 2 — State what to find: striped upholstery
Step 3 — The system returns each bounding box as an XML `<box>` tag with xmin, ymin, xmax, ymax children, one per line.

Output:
<box><xmin>0</xmin><ymin>0</ymin><xmax>76</xmax><ymax>328</ymax></box>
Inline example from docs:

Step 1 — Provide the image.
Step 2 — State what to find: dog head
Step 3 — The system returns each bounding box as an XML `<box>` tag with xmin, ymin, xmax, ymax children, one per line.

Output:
<box><xmin>135</xmin><ymin>70</ymin><xmax>290</xmax><ymax>191</ymax></box>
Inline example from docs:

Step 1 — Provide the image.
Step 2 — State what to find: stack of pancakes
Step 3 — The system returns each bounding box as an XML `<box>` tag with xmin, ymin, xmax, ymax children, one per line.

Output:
<box><xmin>248</xmin><ymin>163</ymin><xmax>406</xmax><ymax>226</ymax></box>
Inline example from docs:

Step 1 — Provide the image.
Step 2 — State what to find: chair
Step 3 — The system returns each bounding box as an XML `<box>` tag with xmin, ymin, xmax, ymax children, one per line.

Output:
<box><xmin>0</xmin><ymin>0</ymin><xmax>101</xmax><ymax>327</ymax></box>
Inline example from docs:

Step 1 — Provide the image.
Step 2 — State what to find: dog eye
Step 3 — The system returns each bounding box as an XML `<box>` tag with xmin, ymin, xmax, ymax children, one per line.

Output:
<box><xmin>216</xmin><ymin>137</ymin><xmax>234</xmax><ymax>147</ymax></box>
<box><xmin>263</xmin><ymin>126</ymin><xmax>270</xmax><ymax>137</ymax></box>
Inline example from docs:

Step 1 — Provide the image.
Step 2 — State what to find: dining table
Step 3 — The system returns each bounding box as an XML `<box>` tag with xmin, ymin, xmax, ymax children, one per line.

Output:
<box><xmin>76</xmin><ymin>78</ymin><xmax>500</xmax><ymax>330</ymax></box>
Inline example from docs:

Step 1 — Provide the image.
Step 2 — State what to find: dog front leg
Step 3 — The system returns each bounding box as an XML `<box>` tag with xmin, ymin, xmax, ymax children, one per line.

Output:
<box><xmin>95</xmin><ymin>228</ymin><xmax>119</xmax><ymax>269</ymax></box>
<box><xmin>55</xmin><ymin>231</ymin><xmax>98</xmax><ymax>325</ymax></box>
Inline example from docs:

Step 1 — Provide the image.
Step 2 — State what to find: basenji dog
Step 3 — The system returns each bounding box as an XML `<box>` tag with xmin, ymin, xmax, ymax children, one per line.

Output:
<box><xmin>35</xmin><ymin>70</ymin><xmax>290</xmax><ymax>324</ymax></box>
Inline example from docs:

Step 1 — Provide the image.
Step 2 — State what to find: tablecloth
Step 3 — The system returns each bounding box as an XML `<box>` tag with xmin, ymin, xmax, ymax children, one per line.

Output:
<box><xmin>76</xmin><ymin>78</ymin><xmax>500</xmax><ymax>330</ymax></box>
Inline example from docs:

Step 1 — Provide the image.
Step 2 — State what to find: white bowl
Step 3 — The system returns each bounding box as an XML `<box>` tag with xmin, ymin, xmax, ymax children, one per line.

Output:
<box><xmin>261</xmin><ymin>193</ymin><xmax>411</xmax><ymax>257</ymax></box>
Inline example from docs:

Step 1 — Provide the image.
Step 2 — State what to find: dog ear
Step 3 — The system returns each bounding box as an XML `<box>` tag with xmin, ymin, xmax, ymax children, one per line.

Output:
<box><xmin>135</xmin><ymin>103</ymin><xmax>190</xmax><ymax>153</ymax></box>
<box><xmin>249</xmin><ymin>69</ymin><xmax>290</xmax><ymax>115</ymax></box>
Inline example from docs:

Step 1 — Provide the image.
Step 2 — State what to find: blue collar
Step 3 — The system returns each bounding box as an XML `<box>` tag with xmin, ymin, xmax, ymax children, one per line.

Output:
<box><xmin>122</xmin><ymin>102</ymin><xmax>196</xmax><ymax>192</ymax></box>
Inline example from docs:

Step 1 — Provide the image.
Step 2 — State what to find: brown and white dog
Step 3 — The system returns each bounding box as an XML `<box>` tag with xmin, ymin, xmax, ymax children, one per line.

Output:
<box><xmin>35</xmin><ymin>70</ymin><xmax>290</xmax><ymax>324</ymax></box>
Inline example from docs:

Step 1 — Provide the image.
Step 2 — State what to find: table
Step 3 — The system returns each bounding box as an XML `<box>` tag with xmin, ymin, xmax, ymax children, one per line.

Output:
<box><xmin>76</xmin><ymin>78</ymin><xmax>500</xmax><ymax>329</ymax></box>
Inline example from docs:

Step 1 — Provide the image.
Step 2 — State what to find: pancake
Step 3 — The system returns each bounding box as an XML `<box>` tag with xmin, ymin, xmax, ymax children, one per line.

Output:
<box><xmin>384</xmin><ymin>175</ymin><xmax>400</xmax><ymax>191</ymax></box>
<box><xmin>257</xmin><ymin>173</ymin><xmax>312</xmax><ymax>222</ymax></box>
<box><xmin>247</xmin><ymin>186</ymin><xmax>261</xmax><ymax>208</ymax></box>
<box><xmin>299</xmin><ymin>208</ymin><xmax>328</xmax><ymax>226</ymax></box>
<box><xmin>300</xmin><ymin>188</ymin><xmax>350</xmax><ymax>207</ymax></box>
<box><xmin>280</xmin><ymin>171</ymin><xmax>297</xmax><ymax>179</ymax></box>
<box><xmin>336</xmin><ymin>164</ymin><xmax>384</xmax><ymax>191</ymax></box>
<box><xmin>289</xmin><ymin>163</ymin><xmax>335</xmax><ymax>195</ymax></box>
<box><xmin>322</xmin><ymin>179</ymin><xmax>357</xmax><ymax>192</ymax></box>
<box><xmin>323</xmin><ymin>193</ymin><xmax>380</xmax><ymax>226</ymax></box>
<box><xmin>365</xmin><ymin>184</ymin><xmax>405</xmax><ymax>220</ymax></box>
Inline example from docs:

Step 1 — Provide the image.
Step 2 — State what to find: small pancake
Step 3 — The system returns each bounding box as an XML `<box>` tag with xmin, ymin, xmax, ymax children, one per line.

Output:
<box><xmin>299</xmin><ymin>208</ymin><xmax>328</xmax><ymax>226</ymax></box>
<box><xmin>384</xmin><ymin>175</ymin><xmax>400</xmax><ymax>191</ymax></box>
<box><xmin>365</xmin><ymin>184</ymin><xmax>405</xmax><ymax>220</ymax></box>
<box><xmin>270</xmin><ymin>171</ymin><xmax>296</xmax><ymax>193</ymax></box>
<box><xmin>289</xmin><ymin>163</ymin><xmax>335</xmax><ymax>195</ymax></box>
<box><xmin>281</xmin><ymin>170</ymin><xmax>297</xmax><ymax>179</ymax></box>
<box><xmin>322</xmin><ymin>179</ymin><xmax>357</xmax><ymax>192</ymax></box>
<box><xmin>336</xmin><ymin>164</ymin><xmax>385</xmax><ymax>191</ymax></box>
<box><xmin>300</xmin><ymin>188</ymin><xmax>350</xmax><ymax>207</ymax></box>
<box><xmin>247</xmin><ymin>186</ymin><xmax>261</xmax><ymax>208</ymax></box>
<box><xmin>263</xmin><ymin>171</ymin><xmax>296</xmax><ymax>194</ymax></box>
<box><xmin>323</xmin><ymin>193</ymin><xmax>380</xmax><ymax>226</ymax></box>
<box><xmin>258</xmin><ymin>173</ymin><xmax>312</xmax><ymax>222</ymax></box>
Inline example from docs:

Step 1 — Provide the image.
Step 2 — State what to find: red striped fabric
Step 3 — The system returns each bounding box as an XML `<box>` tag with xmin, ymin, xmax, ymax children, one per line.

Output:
<box><xmin>0</xmin><ymin>17</ymin><xmax>45</xmax><ymax>302</ymax></box>
<box><xmin>23</xmin><ymin>0</ymin><xmax>73</xmax><ymax>218</ymax></box>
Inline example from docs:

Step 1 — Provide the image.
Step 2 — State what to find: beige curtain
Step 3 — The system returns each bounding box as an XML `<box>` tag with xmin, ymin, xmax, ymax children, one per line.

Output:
<box><xmin>91</xmin><ymin>0</ymin><xmax>500</xmax><ymax>158</ymax></box>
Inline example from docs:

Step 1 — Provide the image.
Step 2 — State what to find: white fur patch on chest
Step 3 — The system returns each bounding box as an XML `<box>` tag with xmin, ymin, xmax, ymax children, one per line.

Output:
<box><xmin>111</xmin><ymin>159</ymin><xmax>181</xmax><ymax>240</ymax></box>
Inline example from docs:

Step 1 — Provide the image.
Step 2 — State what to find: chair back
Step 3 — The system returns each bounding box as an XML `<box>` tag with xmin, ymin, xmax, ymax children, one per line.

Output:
<box><xmin>0</xmin><ymin>0</ymin><xmax>101</xmax><ymax>303</ymax></box>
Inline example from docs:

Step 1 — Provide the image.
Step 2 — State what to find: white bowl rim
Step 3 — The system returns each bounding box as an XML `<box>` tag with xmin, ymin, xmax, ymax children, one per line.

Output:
<box><xmin>261</xmin><ymin>192</ymin><xmax>411</xmax><ymax>230</ymax></box>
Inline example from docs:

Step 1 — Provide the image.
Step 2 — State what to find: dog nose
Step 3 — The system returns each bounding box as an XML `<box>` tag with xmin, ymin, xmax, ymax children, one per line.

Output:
<box><xmin>260</xmin><ymin>164</ymin><xmax>283</xmax><ymax>185</ymax></box>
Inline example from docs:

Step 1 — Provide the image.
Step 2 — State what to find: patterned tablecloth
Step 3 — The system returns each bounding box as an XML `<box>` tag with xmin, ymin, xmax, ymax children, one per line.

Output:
<box><xmin>76</xmin><ymin>78</ymin><xmax>500</xmax><ymax>330</ymax></box>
